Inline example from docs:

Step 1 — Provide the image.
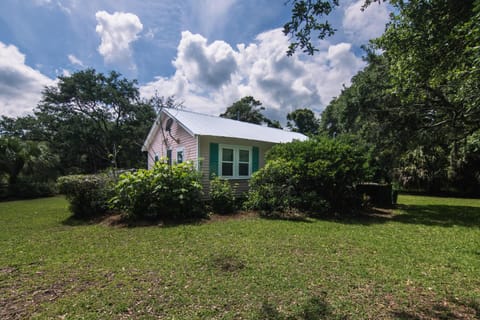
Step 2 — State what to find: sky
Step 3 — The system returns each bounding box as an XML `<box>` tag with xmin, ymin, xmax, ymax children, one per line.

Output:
<box><xmin>0</xmin><ymin>0</ymin><xmax>391</xmax><ymax>122</ymax></box>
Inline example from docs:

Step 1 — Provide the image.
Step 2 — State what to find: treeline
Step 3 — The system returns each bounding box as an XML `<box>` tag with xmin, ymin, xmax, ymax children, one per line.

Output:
<box><xmin>0</xmin><ymin>69</ymin><xmax>157</xmax><ymax>198</ymax></box>
<box><xmin>320</xmin><ymin>0</ymin><xmax>480</xmax><ymax>195</ymax></box>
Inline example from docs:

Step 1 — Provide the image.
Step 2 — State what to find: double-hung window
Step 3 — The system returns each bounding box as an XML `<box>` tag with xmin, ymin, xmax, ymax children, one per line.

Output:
<box><xmin>219</xmin><ymin>145</ymin><xmax>251</xmax><ymax>178</ymax></box>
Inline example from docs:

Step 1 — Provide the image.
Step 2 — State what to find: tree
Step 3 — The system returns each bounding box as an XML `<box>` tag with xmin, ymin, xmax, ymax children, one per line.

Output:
<box><xmin>220</xmin><ymin>96</ymin><xmax>280</xmax><ymax>127</ymax></box>
<box><xmin>374</xmin><ymin>0</ymin><xmax>479</xmax><ymax>164</ymax></box>
<box><xmin>35</xmin><ymin>69</ymin><xmax>156</xmax><ymax>173</ymax></box>
<box><xmin>286</xmin><ymin>108</ymin><xmax>319</xmax><ymax>135</ymax></box>
<box><xmin>283</xmin><ymin>0</ymin><xmax>384</xmax><ymax>55</ymax></box>
<box><xmin>0</xmin><ymin>137</ymin><xmax>58</xmax><ymax>187</ymax></box>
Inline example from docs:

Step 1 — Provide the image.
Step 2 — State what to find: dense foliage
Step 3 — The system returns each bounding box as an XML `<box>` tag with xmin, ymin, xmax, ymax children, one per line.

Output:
<box><xmin>0</xmin><ymin>69</ymin><xmax>156</xmax><ymax>175</ymax></box>
<box><xmin>209</xmin><ymin>176</ymin><xmax>236</xmax><ymax>214</ymax></box>
<box><xmin>0</xmin><ymin>136</ymin><xmax>59</xmax><ymax>199</ymax></box>
<box><xmin>247</xmin><ymin>137</ymin><xmax>369</xmax><ymax>217</ymax></box>
<box><xmin>110</xmin><ymin>161</ymin><xmax>205</xmax><ymax>220</ymax></box>
<box><xmin>57</xmin><ymin>174</ymin><xmax>115</xmax><ymax>219</ymax></box>
<box><xmin>318</xmin><ymin>1</ymin><xmax>480</xmax><ymax>196</ymax></box>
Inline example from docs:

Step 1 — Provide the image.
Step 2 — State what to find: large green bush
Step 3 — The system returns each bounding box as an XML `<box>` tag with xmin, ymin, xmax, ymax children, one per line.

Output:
<box><xmin>209</xmin><ymin>176</ymin><xmax>236</xmax><ymax>214</ymax></box>
<box><xmin>111</xmin><ymin>161</ymin><xmax>204</xmax><ymax>220</ymax></box>
<box><xmin>247</xmin><ymin>136</ymin><xmax>369</xmax><ymax>216</ymax></box>
<box><xmin>58</xmin><ymin>174</ymin><xmax>114</xmax><ymax>219</ymax></box>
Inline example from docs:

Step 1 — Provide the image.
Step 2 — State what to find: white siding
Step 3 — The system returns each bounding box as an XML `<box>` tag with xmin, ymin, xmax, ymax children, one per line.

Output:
<box><xmin>198</xmin><ymin>136</ymin><xmax>275</xmax><ymax>197</ymax></box>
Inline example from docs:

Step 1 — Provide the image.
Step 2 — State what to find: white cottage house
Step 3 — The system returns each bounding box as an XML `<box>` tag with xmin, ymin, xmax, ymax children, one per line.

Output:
<box><xmin>142</xmin><ymin>108</ymin><xmax>307</xmax><ymax>195</ymax></box>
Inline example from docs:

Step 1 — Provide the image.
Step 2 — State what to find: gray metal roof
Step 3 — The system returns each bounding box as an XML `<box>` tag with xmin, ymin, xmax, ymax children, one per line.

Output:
<box><xmin>142</xmin><ymin>108</ymin><xmax>308</xmax><ymax>151</ymax></box>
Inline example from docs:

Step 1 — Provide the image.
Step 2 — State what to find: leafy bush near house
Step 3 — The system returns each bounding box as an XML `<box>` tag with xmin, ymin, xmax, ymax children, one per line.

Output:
<box><xmin>110</xmin><ymin>161</ymin><xmax>204</xmax><ymax>220</ymax></box>
<box><xmin>246</xmin><ymin>136</ymin><xmax>368</xmax><ymax>217</ymax></box>
<box><xmin>58</xmin><ymin>174</ymin><xmax>115</xmax><ymax>219</ymax></box>
<box><xmin>209</xmin><ymin>176</ymin><xmax>236</xmax><ymax>214</ymax></box>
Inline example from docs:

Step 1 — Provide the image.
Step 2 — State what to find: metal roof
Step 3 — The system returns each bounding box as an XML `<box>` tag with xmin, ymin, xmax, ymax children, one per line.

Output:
<box><xmin>142</xmin><ymin>108</ymin><xmax>308</xmax><ymax>151</ymax></box>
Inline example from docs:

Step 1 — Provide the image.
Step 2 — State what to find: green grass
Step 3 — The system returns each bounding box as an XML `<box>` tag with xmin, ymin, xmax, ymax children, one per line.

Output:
<box><xmin>1</xmin><ymin>195</ymin><xmax>479</xmax><ymax>319</ymax></box>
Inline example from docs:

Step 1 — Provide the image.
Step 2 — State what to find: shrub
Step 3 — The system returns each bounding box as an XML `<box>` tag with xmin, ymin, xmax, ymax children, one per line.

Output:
<box><xmin>245</xmin><ymin>159</ymin><xmax>303</xmax><ymax>218</ymax></box>
<box><xmin>247</xmin><ymin>136</ymin><xmax>368</xmax><ymax>217</ymax></box>
<box><xmin>209</xmin><ymin>176</ymin><xmax>236</xmax><ymax>214</ymax></box>
<box><xmin>7</xmin><ymin>177</ymin><xmax>57</xmax><ymax>199</ymax></box>
<box><xmin>110</xmin><ymin>161</ymin><xmax>205</xmax><ymax>220</ymax></box>
<box><xmin>58</xmin><ymin>174</ymin><xmax>115</xmax><ymax>219</ymax></box>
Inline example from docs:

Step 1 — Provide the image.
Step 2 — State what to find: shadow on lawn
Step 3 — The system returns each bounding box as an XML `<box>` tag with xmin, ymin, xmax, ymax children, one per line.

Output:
<box><xmin>391</xmin><ymin>297</ymin><xmax>480</xmax><ymax>320</ymax></box>
<box><xmin>336</xmin><ymin>204</ymin><xmax>480</xmax><ymax>228</ymax></box>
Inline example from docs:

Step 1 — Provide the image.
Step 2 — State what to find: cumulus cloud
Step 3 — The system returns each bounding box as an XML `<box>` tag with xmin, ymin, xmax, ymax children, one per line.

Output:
<box><xmin>342</xmin><ymin>0</ymin><xmax>390</xmax><ymax>44</ymax></box>
<box><xmin>68</xmin><ymin>54</ymin><xmax>84</xmax><ymax>67</ymax></box>
<box><xmin>0</xmin><ymin>42</ymin><xmax>54</xmax><ymax>117</ymax></box>
<box><xmin>95</xmin><ymin>11</ymin><xmax>143</xmax><ymax>70</ymax></box>
<box><xmin>174</xmin><ymin>31</ymin><xmax>238</xmax><ymax>89</ymax></box>
<box><xmin>141</xmin><ymin>29</ymin><xmax>365</xmax><ymax>122</ymax></box>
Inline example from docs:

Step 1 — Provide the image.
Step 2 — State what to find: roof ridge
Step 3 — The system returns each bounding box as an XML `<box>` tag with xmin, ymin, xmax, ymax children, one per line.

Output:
<box><xmin>164</xmin><ymin>107</ymin><xmax>293</xmax><ymax>133</ymax></box>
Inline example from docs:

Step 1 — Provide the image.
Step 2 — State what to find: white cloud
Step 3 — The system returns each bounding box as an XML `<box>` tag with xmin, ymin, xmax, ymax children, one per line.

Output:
<box><xmin>342</xmin><ymin>0</ymin><xmax>389</xmax><ymax>44</ymax></box>
<box><xmin>0</xmin><ymin>42</ymin><xmax>54</xmax><ymax>117</ymax></box>
<box><xmin>68</xmin><ymin>54</ymin><xmax>84</xmax><ymax>67</ymax></box>
<box><xmin>141</xmin><ymin>29</ymin><xmax>365</xmax><ymax>122</ymax></box>
<box><xmin>95</xmin><ymin>11</ymin><xmax>143</xmax><ymax>70</ymax></box>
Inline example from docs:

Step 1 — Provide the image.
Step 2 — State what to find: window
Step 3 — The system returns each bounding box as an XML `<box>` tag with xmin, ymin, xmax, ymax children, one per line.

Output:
<box><xmin>219</xmin><ymin>145</ymin><xmax>251</xmax><ymax>178</ymax></box>
<box><xmin>166</xmin><ymin>149</ymin><xmax>172</xmax><ymax>166</ymax></box>
<box><xmin>221</xmin><ymin>148</ymin><xmax>234</xmax><ymax>176</ymax></box>
<box><xmin>176</xmin><ymin>147</ymin><xmax>184</xmax><ymax>164</ymax></box>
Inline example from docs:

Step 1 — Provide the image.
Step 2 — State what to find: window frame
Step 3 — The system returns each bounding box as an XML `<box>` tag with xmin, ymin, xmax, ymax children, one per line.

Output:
<box><xmin>218</xmin><ymin>144</ymin><xmax>252</xmax><ymax>179</ymax></box>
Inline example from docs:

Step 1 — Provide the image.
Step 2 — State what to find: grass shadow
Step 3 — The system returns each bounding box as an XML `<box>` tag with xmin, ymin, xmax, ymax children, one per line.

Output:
<box><xmin>256</xmin><ymin>293</ymin><xmax>347</xmax><ymax>320</ymax></box>
<box><xmin>327</xmin><ymin>203</ymin><xmax>480</xmax><ymax>228</ymax></box>
<box><xmin>391</xmin><ymin>297</ymin><xmax>480</xmax><ymax>320</ymax></box>
<box><xmin>391</xmin><ymin>204</ymin><xmax>480</xmax><ymax>227</ymax></box>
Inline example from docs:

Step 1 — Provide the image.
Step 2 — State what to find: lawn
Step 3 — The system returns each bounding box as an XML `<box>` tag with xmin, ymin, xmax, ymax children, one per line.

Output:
<box><xmin>0</xmin><ymin>195</ymin><xmax>479</xmax><ymax>319</ymax></box>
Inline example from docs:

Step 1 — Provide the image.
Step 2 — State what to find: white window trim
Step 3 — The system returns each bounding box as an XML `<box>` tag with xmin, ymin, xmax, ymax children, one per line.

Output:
<box><xmin>218</xmin><ymin>144</ymin><xmax>252</xmax><ymax>179</ymax></box>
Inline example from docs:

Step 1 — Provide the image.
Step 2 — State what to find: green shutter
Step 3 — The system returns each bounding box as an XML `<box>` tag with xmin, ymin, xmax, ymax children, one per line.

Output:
<box><xmin>209</xmin><ymin>143</ymin><xmax>219</xmax><ymax>179</ymax></box>
<box><xmin>252</xmin><ymin>146</ymin><xmax>259</xmax><ymax>173</ymax></box>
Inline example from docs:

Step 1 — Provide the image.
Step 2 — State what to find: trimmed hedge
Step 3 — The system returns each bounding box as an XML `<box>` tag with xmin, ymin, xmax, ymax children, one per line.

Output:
<box><xmin>58</xmin><ymin>174</ymin><xmax>115</xmax><ymax>219</ymax></box>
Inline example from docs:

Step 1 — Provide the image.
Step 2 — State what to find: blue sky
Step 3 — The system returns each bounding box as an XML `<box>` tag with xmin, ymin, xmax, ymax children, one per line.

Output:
<box><xmin>0</xmin><ymin>0</ymin><xmax>391</xmax><ymax>121</ymax></box>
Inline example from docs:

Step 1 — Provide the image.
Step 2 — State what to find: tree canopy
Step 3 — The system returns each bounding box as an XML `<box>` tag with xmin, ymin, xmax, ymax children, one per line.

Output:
<box><xmin>286</xmin><ymin>108</ymin><xmax>320</xmax><ymax>135</ymax></box>
<box><xmin>318</xmin><ymin>0</ymin><xmax>480</xmax><ymax>194</ymax></box>
<box><xmin>34</xmin><ymin>69</ymin><xmax>156</xmax><ymax>173</ymax></box>
<box><xmin>220</xmin><ymin>96</ymin><xmax>281</xmax><ymax>128</ymax></box>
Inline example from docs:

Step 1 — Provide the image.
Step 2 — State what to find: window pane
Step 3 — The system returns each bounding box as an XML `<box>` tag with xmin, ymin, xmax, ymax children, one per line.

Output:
<box><xmin>239</xmin><ymin>149</ymin><xmax>249</xmax><ymax>162</ymax></box>
<box><xmin>222</xmin><ymin>148</ymin><xmax>233</xmax><ymax>161</ymax></box>
<box><xmin>222</xmin><ymin>163</ymin><xmax>233</xmax><ymax>176</ymax></box>
<box><xmin>177</xmin><ymin>151</ymin><xmax>183</xmax><ymax>164</ymax></box>
<box><xmin>167</xmin><ymin>149</ymin><xmax>172</xmax><ymax>166</ymax></box>
<box><xmin>239</xmin><ymin>163</ymin><xmax>249</xmax><ymax>176</ymax></box>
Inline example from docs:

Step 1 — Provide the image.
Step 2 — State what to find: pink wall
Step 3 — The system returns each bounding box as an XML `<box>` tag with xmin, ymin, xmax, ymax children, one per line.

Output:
<box><xmin>146</xmin><ymin>114</ymin><xmax>198</xmax><ymax>169</ymax></box>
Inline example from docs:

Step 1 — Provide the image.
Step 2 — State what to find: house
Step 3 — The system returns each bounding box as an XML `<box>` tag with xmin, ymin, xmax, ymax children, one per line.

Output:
<box><xmin>142</xmin><ymin>108</ymin><xmax>308</xmax><ymax>195</ymax></box>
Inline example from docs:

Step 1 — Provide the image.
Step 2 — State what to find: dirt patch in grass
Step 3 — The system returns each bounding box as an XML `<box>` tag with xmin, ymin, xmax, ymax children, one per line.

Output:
<box><xmin>0</xmin><ymin>272</ymin><xmax>93</xmax><ymax>320</ymax></box>
<box><xmin>390</xmin><ymin>285</ymin><xmax>480</xmax><ymax>320</ymax></box>
<box><xmin>207</xmin><ymin>210</ymin><xmax>259</xmax><ymax>223</ymax></box>
<box><xmin>98</xmin><ymin>210</ymin><xmax>259</xmax><ymax>228</ymax></box>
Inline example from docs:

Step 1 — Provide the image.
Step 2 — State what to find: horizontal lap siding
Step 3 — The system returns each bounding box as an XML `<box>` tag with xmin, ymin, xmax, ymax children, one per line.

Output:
<box><xmin>198</xmin><ymin>136</ymin><xmax>275</xmax><ymax>198</ymax></box>
<box><xmin>146</xmin><ymin>115</ymin><xmax>197</xmax><ymax>169</ymax></box>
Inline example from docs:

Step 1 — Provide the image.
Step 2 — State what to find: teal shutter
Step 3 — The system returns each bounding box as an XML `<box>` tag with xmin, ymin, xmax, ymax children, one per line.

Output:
<box><xmin>252</xmin><ymin>146</ymin><xmax>259</xmax><ymax>173</ymax></box>
<box><xmin>209</xmin><ymin>143</ymin><xmax>219</xmax><ymax>178</ymax></box>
